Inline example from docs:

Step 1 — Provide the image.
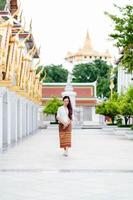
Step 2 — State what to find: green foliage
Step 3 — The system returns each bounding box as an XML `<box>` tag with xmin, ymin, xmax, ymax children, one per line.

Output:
<box><xmin>35</xmin><ymin>65</ymin><xmax>42</xmax><ymax>74</ymax></box>
<box><xmin>121</xmin><ymin>46</ymin><xmax>133</xmax><ymax>73</ymax></box>
<box><xmin>43</xmin><ymin>97</ymin><xmax>63</xmax><ymax>116</ymax></box>
<box><xmin>118</xmin><ymin>124</ymin><xmax>132</xmax><ymax>128</ymax></box>
<box><xmin>118</xmin><ymin>95</ymin><xmax>133</xmax><ymax>117</ymax></box>
<box><xmin>113</xmin><ymin>66</ymin><xmax>118</xmax><ymax>91</ymax></box>
<box><xmin>96</xmin><ymin>88</ymin><xmax>133</xmax><ymax>125</ymax></box>
<box><xmin>72</xmin><ymin>59</ymin><xmax>113</xmax><ymax>98</ymax></box>
<box><xmin>116</xmin><ymin>115</ymin><xmax>123</xmax><ymax>126</ymax></box>
<box><xmin>118</xmin><ymin>87</ymin><xmax>133</xmax><ymax>124</ymax></box>
<box><xmin>0</xmin><ymin>0</ymin><xmax>6</xmax><ymax>10</ymax></box>
<box><xmin>72</xmin><ymin>62</ymin><xmax>98</xmax><ymax>82</ymax></box>
<box><xmin>97</xmin><ymin>78</ymin><xmax>110</xmax><ymax>98</ymax></box>
<box><xmin>96</xmin><ymin>93</ymin><xmax>119</xmax><ymax>124</ymax></box>
<box><xmin>38</xmin><ymin>64</ymin><xmax>68</xmax><ymax>83</ymax></box>
<box><xmin>105</xmin><ymin>4</ymin><xmax>133</xmax><ymax>72</ymax></box>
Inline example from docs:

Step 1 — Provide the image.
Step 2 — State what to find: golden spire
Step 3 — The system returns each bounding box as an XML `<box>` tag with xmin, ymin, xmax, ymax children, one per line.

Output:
<box><xmin>82</xmin><ymin>31</ymin><xmax>93</xmax><ymax>51</ymax></box>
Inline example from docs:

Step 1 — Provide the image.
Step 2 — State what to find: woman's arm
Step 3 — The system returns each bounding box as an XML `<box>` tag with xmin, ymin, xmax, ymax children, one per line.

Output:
<box><xmin>56</xmin><ymin>108</ymin><xmax>66</xmax><ymax>126</ymax></box>
<box><xmin>56</xmin><ymin>116</ymin><xmax>65</xmax><ymax>125</ymax></box>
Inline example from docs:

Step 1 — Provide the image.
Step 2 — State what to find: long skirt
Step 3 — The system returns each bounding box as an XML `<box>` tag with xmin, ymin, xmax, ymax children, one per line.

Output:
<box><xmin>59</xmin><ymin>123</ymin><xmax>72</xmax><ymax>148</ymax></box>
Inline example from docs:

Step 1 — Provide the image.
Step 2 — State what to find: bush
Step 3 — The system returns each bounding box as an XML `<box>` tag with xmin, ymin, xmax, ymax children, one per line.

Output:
<box><xmin>117</xmin><ymin>124</ymin><xmax>132</xmax><ymax>128</ymax></box>
<box><xmin>116</xmin><ymin>116</ymin><xmax>122</xmax><ymax>126</ymax></box>
<box><xmin>43</xmin><ymin>97</ymin><xmax>63</xmax><ymax>122</ymax></box>
<box><xmin>50</xmin><ymin>121</ymin><xmax>58</xmax><ymax>124</ymax></box>
<box><xmin>107</xmin><ymin>123</ymin><xmax>117</xmax><ymax>126</ymax></box>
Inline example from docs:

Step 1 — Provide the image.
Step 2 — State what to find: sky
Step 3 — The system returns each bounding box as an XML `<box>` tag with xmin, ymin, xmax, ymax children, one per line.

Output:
<box><xmin>20</xmin><ymin>0</ymin><xmax>132</xmax><ymax>66</ymax></box>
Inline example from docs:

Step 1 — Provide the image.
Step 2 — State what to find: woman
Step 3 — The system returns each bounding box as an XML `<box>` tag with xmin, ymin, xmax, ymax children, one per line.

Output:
<box><xmin>57</xmin><ymin>96</ymin><xmax>73</xmax><ymax>157</ymax></box>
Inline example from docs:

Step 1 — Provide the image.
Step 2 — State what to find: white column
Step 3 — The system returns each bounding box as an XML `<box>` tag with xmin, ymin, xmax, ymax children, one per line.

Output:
<box><xmin>33</xmin><ymin>105</ymin><xmax>38</xmax><ymax>131</ymax></box>
<box><xmin>21</xmin><ymin>99</ymin><xmax>26</xmax><ymax>137</ymax></box>
<box><xmin>16</xmin><ymin>98</ymin><xmax>20</xmax><ymax>140</ymax></box>
<box><xmin>27</xmin><ymin>102</ymin><xmax>30</xmax><ymax>136</ymax></box>
<box><xmin>14</xmin><ymin>94</ymin><xmax>18</xmax><ymax>142</ymax></box>
<box><xmin>35</xmin><ymin>105</ymin><xmax>39</xmax><ymax>130</ymax></box>
<box><xmin>0</xmin><ymin>97</ymin><xmax>3</xmax><ymax>149</ymax></box>
<box><xmin>29</xmin><ymin>103</ymin><xmax>33</xmax><ymax>134</ymax></box>
<box><xmin>92</xmin><ymin>106</ymin><xmax>100</xmax><ymax>124</ymax></box>
<box><xmin>8</xmin><ymin>91</ymin><xmax>18</xmax><ymax>144</ymax></box>
<box><xmin>33</xmin><ymin>104</ymin><xmax>36</xmax><ymax>131</ymax></box>
<box><xmin>0</xmin><ymin>90</ymin><xmax>4</xmax><ymax>150</ymax></box>
<box><xmin>0</xmin><ymin>87</ymin><xmax>8</xmax><ymax>149</ymax></box>
<box><xmin>7</xmin><ymin>90</ymin><xmax>16</xmax><ymax>145</ymax></box>
<box><xmin>32</xmin><ymin>105</ymin><xmax>35</xmax><ymax>131</ymax></box>
<box><xmin>19</xmin><ymin>97</ymin><xmax>23</xmax><ymax>139</ymax></box>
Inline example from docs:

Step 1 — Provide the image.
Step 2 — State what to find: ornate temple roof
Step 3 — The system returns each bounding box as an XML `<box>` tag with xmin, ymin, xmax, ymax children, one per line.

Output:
<box><xmin>0</xmin><ymin>1</ymin><xmax>39</xmax><ymax>59</ymax></box>
<box><xmin>82</xmin><ymin>31</ymin><xmax>93</xmax><ymax>52</ymax></box>
<box><xmin>65</xmin><ymin>31</ymin><xmax>111</xmax><ymax>61</ymax></box>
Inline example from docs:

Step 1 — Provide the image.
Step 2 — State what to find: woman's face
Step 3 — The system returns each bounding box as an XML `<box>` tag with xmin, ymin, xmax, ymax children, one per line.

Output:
<box><xmin>63</xmin><ymin>98</ymin><xmax>69</xmax><ymax>106</ymax></box>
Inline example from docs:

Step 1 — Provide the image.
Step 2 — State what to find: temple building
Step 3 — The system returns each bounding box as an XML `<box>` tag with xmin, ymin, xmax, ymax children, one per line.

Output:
<box><xmin>0</xmin><ymin>0</ymin><xmax>43</xmax><ymax>150</ymax></box>
<box><xmin>41</xmin><ymin>32</ymin><xmax>109</xmax><ymax>125</ymax></box>
<box><xmin>65</xmin><ymin>31</ymin><xmax>112</xmax><ymax>65</ymax></box>
<box><xmin>118</xmin><ymin>66</ymin><xmax>133</xmax><ymax>94</ymax></box>
<box><xmin>116</xmin><ymin>51</ymin><xmax>133</xmax><ymax>94</ymax></box>
<box><xmin>41</xmin><ymin>82</ymin><xmax>103</xmax><ymax>126</ymax></box>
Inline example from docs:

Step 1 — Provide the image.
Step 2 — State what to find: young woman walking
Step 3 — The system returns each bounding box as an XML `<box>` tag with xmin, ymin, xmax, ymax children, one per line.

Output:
<box><xmin>57</xmin><ymin>96</ymin><xmax>73</xmax><ymax>156</ymax></box>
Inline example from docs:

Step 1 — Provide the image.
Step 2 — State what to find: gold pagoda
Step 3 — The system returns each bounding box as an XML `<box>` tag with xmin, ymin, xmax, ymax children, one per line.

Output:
<box><xmin>65</xmin><ymin>31</ymin><xmax>112</xmax><ymax>64</ymax></box>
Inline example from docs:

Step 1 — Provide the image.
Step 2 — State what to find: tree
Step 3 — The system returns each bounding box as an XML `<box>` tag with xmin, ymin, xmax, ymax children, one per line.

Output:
<box><xmin>96</xmin><ymin>93</ymin><xmax>119</xmax><ymax>124</ymax></box>
<box><xmin>72</xmin><ymin>62</ymin><xmax>98</xmax><ymax>83</ymax></box>
<box><xmin>38</xmin><ymin>64</ymin><xmax>68</xmax><ymax>83</ymax></box>
<box><xmin>105</xmin><ymin>4</ymin><xmax>133</xmax><ymax>72</ymax></box>
<box><xmin>96</xmin><ymin>88</ymin><xmax>133</xmax><ymax>125</ymax></box>
<box><xmin>113</xmin><ymin>66</ymin><xmax>118</xmax><ymax>92</ymax></box>
<box><xmin>118</xmin><ymin>94</ymin><xmax>133</xmax><ymax>125</ymax></box>
<box><xmin>97</xmin><ymin>78</ymin><xmax>110</xmax><ymax>98</ymax></box>
<box><xmin>43</xmin><ymin>97</ymin><xmax>63</xmax><ymax>122</ymax></box>
<box><xmin>72</xmin><ymin>59</ymin><xmax>113</xmax><ymax>97</ymax></box>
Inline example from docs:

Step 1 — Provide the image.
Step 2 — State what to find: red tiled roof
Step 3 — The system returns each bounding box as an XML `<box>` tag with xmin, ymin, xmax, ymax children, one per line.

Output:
<box><xmin>42</xmin><ymin>86</ymin><xmax>94</xmax><ymax>98</ymax></box>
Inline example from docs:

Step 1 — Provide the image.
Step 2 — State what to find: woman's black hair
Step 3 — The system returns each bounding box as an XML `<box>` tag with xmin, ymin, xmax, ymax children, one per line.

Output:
<box><xmin>63</xmin><ymin>96</ymin><xmax>73</xmax><ymax>120</ymax></box>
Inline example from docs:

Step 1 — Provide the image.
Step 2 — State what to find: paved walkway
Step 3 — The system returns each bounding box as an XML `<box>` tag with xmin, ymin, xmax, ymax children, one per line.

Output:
<box><xmin>0</xmin><ymin>127</ymin><xmax>133</xmax><ymax>200</ymax></box>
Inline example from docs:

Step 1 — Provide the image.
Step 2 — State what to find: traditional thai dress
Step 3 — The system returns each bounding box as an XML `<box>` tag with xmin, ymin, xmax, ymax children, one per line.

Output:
<box><xmin>57</xmin><ymin>106</ymin><xmax>72</xmax><ymax>148</ymax></box>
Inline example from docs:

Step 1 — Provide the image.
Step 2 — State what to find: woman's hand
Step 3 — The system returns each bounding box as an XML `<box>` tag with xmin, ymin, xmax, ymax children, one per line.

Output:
<box><xmin>63</xmin><ymin>121</ymin><xmax>71</xmax><ymax>129</ymax></box>
<box><xmin>63</xmin><ymin>123</ymin><xmax>69</xmax><ymax>129</ymax></box>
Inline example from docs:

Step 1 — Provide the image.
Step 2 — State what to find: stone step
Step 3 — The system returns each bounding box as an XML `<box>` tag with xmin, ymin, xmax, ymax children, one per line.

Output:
<box><xmin>82</xmin><ymin>125</ymin><xmax>104</xmax><ymax>129</ymax></box>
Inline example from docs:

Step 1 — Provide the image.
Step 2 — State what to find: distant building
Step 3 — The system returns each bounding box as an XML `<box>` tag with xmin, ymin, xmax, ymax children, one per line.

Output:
<box><xmin>65</xmin><ymin>31</ymin><xmax>112</xmax><ymax>65</ymax></box>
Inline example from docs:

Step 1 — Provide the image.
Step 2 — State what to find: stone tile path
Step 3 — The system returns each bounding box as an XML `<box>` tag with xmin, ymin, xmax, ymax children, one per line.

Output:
<box><xmin>0</xmin><ymin>127</ymin><xmax>133</xmax><ymax>200</ymax></box>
